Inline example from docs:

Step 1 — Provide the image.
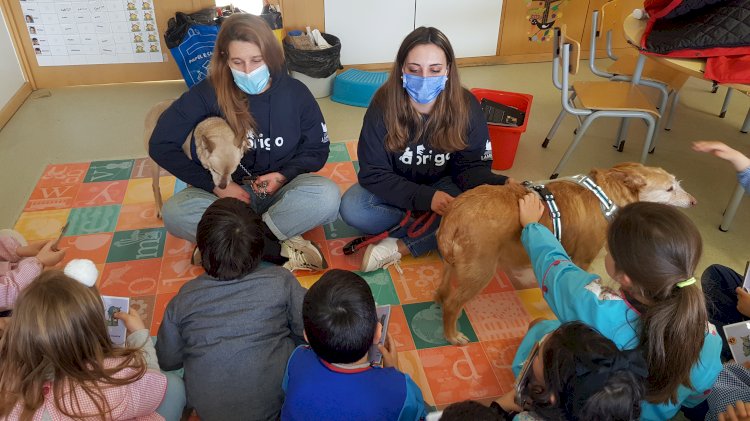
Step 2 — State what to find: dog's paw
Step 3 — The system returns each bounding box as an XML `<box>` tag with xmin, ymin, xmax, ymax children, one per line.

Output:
<box><xmin>446</xmin><ymin>332</ymin><xmax>470</xmax><ymax>346</ymax></box>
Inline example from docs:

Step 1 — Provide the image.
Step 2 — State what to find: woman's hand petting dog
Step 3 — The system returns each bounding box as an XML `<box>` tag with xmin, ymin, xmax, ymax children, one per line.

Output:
<box><xmin>431</xmin><ymin>191</ymin><xmax>454</xmax><ymax>216</ymax></box>
<box><xmin>253</xmin><ymin>172</ymin><xmax>287</xmax><ymax>196</ymax></box>
<box><xmin>214</xmin><ymin>181</ymin><xmax>251</xmax><ymax>204</ymax></box>
<box><xmin>519</xmin><ymin>192</ymin><xmax>545</xmax><ymax>228</ymax></box>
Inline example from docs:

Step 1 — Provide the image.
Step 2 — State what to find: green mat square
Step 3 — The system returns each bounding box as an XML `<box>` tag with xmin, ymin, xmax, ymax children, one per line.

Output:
<box><xmin>323</xmin><ymin>217</ymin><xmax>363</xmax><ymax>240</ymax></box>
<box><xmin>107</xmin><ymin>228</ymin><xmax>167</xmax><ymax>263</ymax></box>
<box><xmin>84</xmin><ymin>160</ymin><xmax>135</xmax><ymax>183</ymax></box>
<box><xmin>402</xmin><ymin>301</ymin><xmax>478</xmax><ymax>349</ymax></box>
<box><xmin>326</xmin><ymin>143</ymin><xmax>350</xmax><ymax>163</ymax></box>
<box><xmin>352</xmin><ymin>161</ymin><xmax>359</xmax><ymax>173</ymax></box>
<box><xmin>357</xmin><ymin>269</ymin><xmax>400</xmax><ymax>306</ymax></box>
<box><xmin>66</xmin><ymin>205</ymin><xmax>121</xmax><ymax>236</ymax></box>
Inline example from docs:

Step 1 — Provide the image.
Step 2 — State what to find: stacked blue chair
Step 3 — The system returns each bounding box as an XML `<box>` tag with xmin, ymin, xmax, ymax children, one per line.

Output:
<box><xmin>331</xmin><ymin>69</ymin><xmax>389</xmax><ymax>107</ymax></box>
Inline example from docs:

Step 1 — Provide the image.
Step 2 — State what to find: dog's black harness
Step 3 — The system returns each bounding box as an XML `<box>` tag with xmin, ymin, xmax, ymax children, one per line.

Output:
<box><xmin>522</xmin><ymin>175</ymin><xmax>618</xmax><ymax>242</ymax></box>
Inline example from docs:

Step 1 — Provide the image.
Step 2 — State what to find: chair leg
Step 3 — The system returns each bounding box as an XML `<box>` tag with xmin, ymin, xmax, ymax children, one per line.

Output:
<box><xmin>720</xmin><ymin>183</ymin><xmax>745</xmax><ymax>232</ymax></box>
<box><xmin>664</xmin><ymin>90</ymin><xmax>680</xmax><ymax>131</ymax></box>
<box><xmin>741</xmin><ymin>106</ymin><xmax>750</xmax><ymax>134</ymax></box>
<box><xmin>647</xmin><ymin>89</ymin><xmax>670</xmax><ymax>154</ymax></box>
<box><xmin>550</xmin><ymin>115</ymin><xmax>596</xmax><ymax>179</ymax></box>
<box><xmin>711</xmin><ymin>81</ymin><xmax>719</xmax><ymax>94</ymax></box>
<box><xmin>640</xmin><ymin>116</ymin><xmax>657</xmax><ymax>164</ymax></box>
<box><xmin>543</xmin><ymin>108</ymin><xmax>567</xmax><ymax>148</ymax></box>
<box><xmin>615</xmin><ymin>118</ymin><xmax>630</xmax><ymax>152</ymax></box>
<box><xmin>720</xmin><ymin>88</ymin><xmax>734</xmax><ymax>118</ymax></box>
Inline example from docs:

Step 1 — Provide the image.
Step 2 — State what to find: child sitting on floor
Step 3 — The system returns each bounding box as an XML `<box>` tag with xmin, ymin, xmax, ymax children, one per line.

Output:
<box><xmin>0</xmin><ymin>269</ymin><xmax>168</xmax><ymax>419</ymax></box>
<box><xmin>281</xmin><ymin>269</ymin><xmax>427</xmax><ymax>421</ymax></box>
<box><xmin>156</xmin><ymin>197</ymin><xmax>306</xmax><ymax>421</ymax></box>
<box><xmin>0</xmin><ymin>229</ymin><xmax>65</xmax><ymax>311</ymax></box>
<box><xmin>434</xmin><ymin>321</ymin><xmax>646</xmax><ymax>421</ymax></box>
<box><xmin>518</xmin><ymin>196</ymin><xmax>722</xmax><ymax>420</ymax></box>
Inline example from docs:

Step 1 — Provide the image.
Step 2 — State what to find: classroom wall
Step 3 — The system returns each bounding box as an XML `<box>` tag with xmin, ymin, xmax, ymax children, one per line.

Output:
<box><xmin>0</xmin><ymin>6</ymin><xmax>26</xmax><ymax>109</ymax></box>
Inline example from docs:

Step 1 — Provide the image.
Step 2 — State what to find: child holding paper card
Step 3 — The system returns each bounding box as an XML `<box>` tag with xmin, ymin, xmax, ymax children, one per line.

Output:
<box><xmin>281</xmin><ymin>269</ymin><xmax>427</xmax><ymax>421</ymax></box>
<box><xmin>0</xmin><ymin>270</ymin><xmax>170</xmax><ymax>420</ymax></box>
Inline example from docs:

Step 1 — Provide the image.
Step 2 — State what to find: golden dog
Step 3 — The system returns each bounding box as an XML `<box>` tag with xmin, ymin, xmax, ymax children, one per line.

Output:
<box><xmin>143</xmin><ymin>99</ymin><xmax>247</xmax><ymax>217</ymax></box>
<box><xmin>435</xmin><ymin>163</ymin><xmax>696</xmax><ymax>345</ymax></box>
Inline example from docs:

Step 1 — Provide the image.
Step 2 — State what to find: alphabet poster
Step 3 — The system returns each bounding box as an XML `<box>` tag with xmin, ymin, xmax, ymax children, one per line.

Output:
<box><xmin>19</xmin><ymin>0</ymin><xmax>163</xmax><ymax>66</ymax></box>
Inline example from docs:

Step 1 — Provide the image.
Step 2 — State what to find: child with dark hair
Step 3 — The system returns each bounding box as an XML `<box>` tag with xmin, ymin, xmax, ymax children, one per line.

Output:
<box><xmin>281</xmin><ymin>269</ymin><xmax>427</xmax><ymax>420</ymax></box>
<box><xmin>434</xmin><ymin>322</ymin><xmax>646</xmax><ymax>421</ymax></box>
<box><xmin>156</xmin><ymin>197</ymin><xmax>306</xmax><ymax>421</ymax></box>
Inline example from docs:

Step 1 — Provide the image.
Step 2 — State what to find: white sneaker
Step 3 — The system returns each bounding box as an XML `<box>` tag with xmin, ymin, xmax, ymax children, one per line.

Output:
<box><xmin>0</xmin><ymin>229</ymin><xmax>28</xmax><ymax>247</ymax></box>
<box><xmin>361</xmin><ymin>237</ymin><xmax>402</xmax><ymax>273</ymax></box>
<box><xmin>281</xmin><ymin>235</ymin><xmax>327</xmax><ymax>272</ymax></box>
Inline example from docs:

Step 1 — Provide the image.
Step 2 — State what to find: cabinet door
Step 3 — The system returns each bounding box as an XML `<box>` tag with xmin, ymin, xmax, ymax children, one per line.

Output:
<box><xmin>415</xmin><ymin>0</ymin><xmax>503</xmax><ymax>58</ymax></box>
<box><xmin>325</xmin><ymin>0</ymin><xmax>415</xmax><ymax>65</ymax></box>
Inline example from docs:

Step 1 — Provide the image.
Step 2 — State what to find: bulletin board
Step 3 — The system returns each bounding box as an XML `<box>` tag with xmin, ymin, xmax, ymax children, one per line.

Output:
<box><xmin>1</xmin><ymin>0</ymin><xmax>215</xmax><ymax>88</ymax></box>
<box><xmin>19</xmin><ymin>0</ymin><xmax>164</xmax><ymax>67</ymax></box>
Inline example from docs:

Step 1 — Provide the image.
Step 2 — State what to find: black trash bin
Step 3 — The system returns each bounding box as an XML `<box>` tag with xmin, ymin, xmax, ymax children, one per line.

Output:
<box><xmin>284</xmin><ymin>33</ymin><xmax>342</xmax><ymax>98</ymax></box>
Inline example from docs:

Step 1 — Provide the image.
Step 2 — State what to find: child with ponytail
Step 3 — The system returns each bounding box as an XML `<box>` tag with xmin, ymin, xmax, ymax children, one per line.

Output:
<box><xmin>517</xmin><ymin>196</ymin><xmax>722</xmax><ymax>420</ymax></box>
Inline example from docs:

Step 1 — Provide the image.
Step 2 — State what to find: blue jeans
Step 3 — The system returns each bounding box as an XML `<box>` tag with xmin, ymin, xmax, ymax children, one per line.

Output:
<box><xmin>162</xmin><ymin>173</ymin><xmax>341</xmax><ymax>243</ymax></box>
<box><xmin>339</xmin><ymin>178</ymin><xmax>461</xmax><ymax>257</ymax></box>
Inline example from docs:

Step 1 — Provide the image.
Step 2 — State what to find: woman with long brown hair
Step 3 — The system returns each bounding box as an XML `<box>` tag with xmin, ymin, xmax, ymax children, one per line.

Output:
<box><xmin>150</xmin><ymin>13</ymin><xmax>339</xmax><ymax>272</ymax></box>
<box><xmin>0</xmin><ymin>270</ymin><xmax>169</xmax><ymax>420</ymax></box>
<box><xmin>339</xmin><ymin>27</ymin><xmax>510</xmax><ymax>273</ymax></box>
<box><xmin>517</xmin><ymin>197</ymin><xmax>723</xmax><ymax>419</ymax></box>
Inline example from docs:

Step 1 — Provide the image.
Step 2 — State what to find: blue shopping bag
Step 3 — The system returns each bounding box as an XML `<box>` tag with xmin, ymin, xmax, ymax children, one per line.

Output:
<box><xmin>168</xmin><ymin>24</ymin><xmax>218</xmax><ymax>87</ymax></box>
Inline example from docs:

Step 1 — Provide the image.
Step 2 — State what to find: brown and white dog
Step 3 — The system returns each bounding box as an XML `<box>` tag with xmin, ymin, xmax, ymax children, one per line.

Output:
<box><xmin>143</xmin><ymin>99</ymin><xmax>248</xmax><ymax>217</ymax></box>
<box><xmin>435</xmin><ymin>163</ymin><xmax>696</xmax><ymax>345</ymax></box>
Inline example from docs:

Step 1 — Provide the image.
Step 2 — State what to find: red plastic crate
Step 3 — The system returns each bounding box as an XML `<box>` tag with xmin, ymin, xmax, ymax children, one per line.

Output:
<box><xmin>471</xmin><ymin>88</ymin><xmax>533</xmax><ymax>171</ymax></box>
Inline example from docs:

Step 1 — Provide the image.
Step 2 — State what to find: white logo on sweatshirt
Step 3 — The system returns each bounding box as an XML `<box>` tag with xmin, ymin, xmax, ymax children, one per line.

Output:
<box><xmin>481</xmin><ymin>139</ymin><xmax>493</xmax><ymax>161</ymax></box>
<box><xmin>398</xmin><ymin>145</ymin><xmax>450</xmax><ymax>166</ymax></box>
<box><xmin>321</xmin><ymin>122</ymin><xmax>330</xmax><ymax>143</ymax></box>
<box><xmin>246</xmin><ymin>131</ymin><xmax>284</xmax><ymax>151</ymax></box>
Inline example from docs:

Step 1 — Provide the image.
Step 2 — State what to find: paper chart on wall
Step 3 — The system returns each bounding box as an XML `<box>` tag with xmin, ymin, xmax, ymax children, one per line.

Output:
<box><xmin>19</xmin><ymin>0</ymin><xmax>163</xmax><ymax>66</ymax></box>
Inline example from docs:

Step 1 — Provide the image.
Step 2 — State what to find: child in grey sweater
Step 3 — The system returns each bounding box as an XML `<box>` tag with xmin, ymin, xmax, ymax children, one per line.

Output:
<box><xmin>156</xmin><ymin>198</ymin><xmax>306</xmax><ymax>421</ymax></box>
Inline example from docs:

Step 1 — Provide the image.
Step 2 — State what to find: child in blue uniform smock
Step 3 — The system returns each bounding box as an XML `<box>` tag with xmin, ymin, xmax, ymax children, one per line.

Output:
<box><xmin>516</xmin><ymin>195</ymin><xmax>722</xmax><ymax>420</ymax></box>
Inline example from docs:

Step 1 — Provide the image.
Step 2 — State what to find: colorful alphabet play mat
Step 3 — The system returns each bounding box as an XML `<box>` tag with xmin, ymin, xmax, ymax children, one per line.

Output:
<box><xmin>14</xmin><ymin>140</ymin><xmax>555</xmax><ymax>410</ymax></box>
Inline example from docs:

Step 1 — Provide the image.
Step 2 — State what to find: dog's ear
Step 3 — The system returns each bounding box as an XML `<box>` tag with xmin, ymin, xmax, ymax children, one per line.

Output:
<box><xmin>609</xmin><ymin>163</ymin><xmax>647</xmax><ymax>191</ymax></box>
<box><xmin>199</xmin><ymin>134</ymin><xmax>215</xmax><ymax>153</ymax></box>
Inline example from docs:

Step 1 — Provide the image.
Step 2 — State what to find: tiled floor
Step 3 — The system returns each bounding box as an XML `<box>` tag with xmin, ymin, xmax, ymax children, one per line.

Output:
<box><xmin>13</xmin><ymin>140</ymin><xmax>556</xmax><ymax>409</ymax></box>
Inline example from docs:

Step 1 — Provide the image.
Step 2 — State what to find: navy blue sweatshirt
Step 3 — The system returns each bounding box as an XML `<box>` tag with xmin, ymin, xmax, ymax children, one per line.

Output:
<box><xmin>357</xmin><ymin>89</ymin><xmax>508</xmax><ymax>211</ymax></box>
<box><xmin>149</xmin><ymin>72</ymin><xmax>329</xmax><ymax>192</ymax></box>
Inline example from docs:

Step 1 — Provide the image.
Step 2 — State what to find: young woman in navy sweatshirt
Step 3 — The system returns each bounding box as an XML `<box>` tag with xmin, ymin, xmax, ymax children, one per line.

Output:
<box><xmin>149</xmin><ymin>14</ymin><xmax>339</xmax><ymax>272</ymax></box>
<box><xmin>339</xmin><ymin>27</ymin><xmax>510</xmax><ymax>272</ymax></box>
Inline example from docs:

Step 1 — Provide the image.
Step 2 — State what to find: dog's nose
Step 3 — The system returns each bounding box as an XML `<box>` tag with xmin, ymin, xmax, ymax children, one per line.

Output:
<box><xmin>218</xmin><ymin>181</ymin><xmax>228</xmax><ymax>189</ymax></box>
<box><xmin>689</xmin><ymin>195</ymin><xmax>697</xmax><ymax>207</ymax></box>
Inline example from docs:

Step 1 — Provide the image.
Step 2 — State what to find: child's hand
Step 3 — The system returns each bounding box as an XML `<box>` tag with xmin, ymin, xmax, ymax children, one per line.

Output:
<box><xmin>736</xmin><ymin>287</ymin><xmax>750</xmax><ymax>318</ymax></box>
<box><xmin>379</xmin><ymin>333</ymin><xmax>399</xmax><ymax>370</ymax></box>
<box><xmin>693</xmin><ymin>141</ymin><xmax>750</xmax><ymax>172</ymax></box>
<box><xmin>114</xmin><ymin>308</ymin><xmax>146</xmax><ymax>334</ymax></box>
<box><xmin>16</xmin><ymin>241</ymin><xmax>46</xmax><ymax>258</ymax></box>
<box><xmin>495</xmin><ymin>390</ymin><xmax>523</xmax><ymax>413</ymax></box>
<box><xmin>719</xmin><ymin>401</ymin><xmax>750</xmax><ymax>421</ymax></box>
<box><xmin>519</xmin><ymin>193</ymin><xmax>545</xmax><ymax>227</ymax></box>
<box><xmin>35</xmin><ymin>241</ymin><xmax>66</xmax><ymax>268</ymax></box>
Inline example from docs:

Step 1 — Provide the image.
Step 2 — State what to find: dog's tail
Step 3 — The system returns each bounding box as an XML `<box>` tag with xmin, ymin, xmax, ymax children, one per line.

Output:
<box><xmin>436</xmin><ymin>214</ymin><xmax>460</xmax><ymax>265</ymax></box>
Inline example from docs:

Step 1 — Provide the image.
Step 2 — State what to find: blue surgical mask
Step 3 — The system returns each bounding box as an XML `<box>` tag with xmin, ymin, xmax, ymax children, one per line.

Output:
<box><xmin>231</xmin><ymin>64</ymin><xmax>270</xmax><ymax>95</ymax></box>
<box><xmin>402</xmin><ymin>73</ymin><xmax>448</xmax><ymax>104</ymax></box>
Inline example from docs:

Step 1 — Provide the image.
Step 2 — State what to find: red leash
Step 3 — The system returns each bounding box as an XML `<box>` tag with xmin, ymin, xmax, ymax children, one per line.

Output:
<box><xmin>342</xmin><ymin>211</ymin><xmax>437</xmax><ymax>255</ymax></box>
